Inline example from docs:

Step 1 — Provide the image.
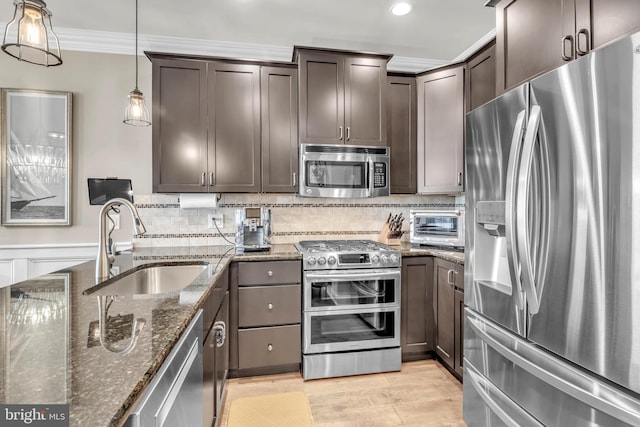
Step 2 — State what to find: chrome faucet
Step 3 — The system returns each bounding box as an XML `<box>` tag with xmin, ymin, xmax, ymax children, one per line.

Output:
<box><xmin>96</xmin><ymin>198</ymin><xmax>146</xmax><ymax>281</ymax></box>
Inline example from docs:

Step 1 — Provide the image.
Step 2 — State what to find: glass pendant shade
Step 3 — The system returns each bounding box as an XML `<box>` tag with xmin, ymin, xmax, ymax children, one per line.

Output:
<box><xmin>123</xmin><ymin>88</ymin><xmax>151</xmax><ymax>126</ymax></box>
<box><xmin>2</xmin><ymin>0</ymin><xmax>62</xmax><ymax>66</ymax></box>
<box><xmin>123</xmin><ymin>0</ymin><xmax>151</xmax><ymax>126</ymax></box>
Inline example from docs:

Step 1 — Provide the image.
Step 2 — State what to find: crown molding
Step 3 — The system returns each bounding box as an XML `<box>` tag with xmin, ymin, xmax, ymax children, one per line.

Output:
<box><xmin>453</xmin><ymin>28</ymin><xmax>497</xmax><ymax>62</ymax></box>
<box><xmin>0</xmin><ymin>23</ymin><xmax>452</xmax><ymax>72</ymax></box>
<box><xmin>1</xmin><ymin>23</ymin><xmax>493</xmax><ymax>72</ymax></box>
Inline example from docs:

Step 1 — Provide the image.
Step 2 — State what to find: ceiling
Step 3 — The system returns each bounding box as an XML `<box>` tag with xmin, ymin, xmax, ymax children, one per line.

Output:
<box><xmin>0</xmin><ymin>0</ymin><xmax>497</xmax><ymax>72</ymax></box>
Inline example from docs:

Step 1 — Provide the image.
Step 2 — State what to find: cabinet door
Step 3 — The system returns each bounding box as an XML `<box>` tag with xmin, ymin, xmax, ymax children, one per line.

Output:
<box><xmin>496</xmin><ymin>0</ymin><xmax>567</xmax><ymax>92</ymax></box>
<box><xmin>344</xmin><ymin>57</ymin><xmax>387</xmax><ymax>146</ymax></box>
<box><xmin>454</xmin><ymin>288</ymin><xmax>464</xmax><ymax>378</ymax></box>
<box><xmin>208</xmin><ymin>62</ymin><xmax>261</xmax><ymax>192</ymax></box>
<box><xmin>298</xmin><ymin>53</ymin><xmax>344</xmax><ymax>144</ymax></box>
<box><xmin>589</xmin><ymin>0</ymin><xmax>640</xmax><ymax>49</ymax></box>
<box><xmin>465</xmin><ymin>41</ymin><xmax>497</xmax><ymax>113</ymax></box>
<box><xmin>261</xmin><ymin>66</ymin><xmax>298</xmax><ymax>193</ymax></box>
<box><xmin>152</xmin><ymin>58</ymin><xmax>208</xmax><ymax>193</ymax></box>
<box><xmin>417</xmin><ymin>66</ymin><xmax>464</xmax><ymax>194</ymax></box>
<box><xmin>214</xmin><ymin>293</ymin><xmax>229</xmax><ymax>426</ymax></box>
<box><xmin>387</xmin><ymin>76</ymin><xmax>417</xmax><ymax>194</ymax></box>
<box><xmin>453</xmin><ymin>264</ymin><xmax>465</xmax><ymax>378</ymax></box>
<box><xmin>434</xmin><ymin>259</ymin><xmax>455</xmax><ymax>370</ymax></box>
<box><xmin>401</xmin><ymin>257</ymin><xmax>434</xmax><ymax>360</ymax></box>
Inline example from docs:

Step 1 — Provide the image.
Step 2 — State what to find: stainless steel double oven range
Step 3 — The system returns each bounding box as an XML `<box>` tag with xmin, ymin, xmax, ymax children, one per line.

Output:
<box><xmin>295</xmin><ymin>240</ymin><xmax>401</xmax><ymax>380</ymax></box>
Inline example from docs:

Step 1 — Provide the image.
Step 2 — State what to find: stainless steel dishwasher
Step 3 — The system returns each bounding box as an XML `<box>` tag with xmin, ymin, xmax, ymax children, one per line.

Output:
<box><xmin>125</xmin><ymin>310</ymin><xmax>203</xmax><ymax>427</ymax></box>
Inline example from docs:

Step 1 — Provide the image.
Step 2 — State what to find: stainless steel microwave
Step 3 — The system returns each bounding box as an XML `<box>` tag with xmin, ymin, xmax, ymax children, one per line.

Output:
<box><xmin>410</xmin><ymin>209</ymin><xmax>465</xmax><ymax>248</ymax></box>
<box><xmin>298</xmin><ymin>144</ymin><xmax>390</xmax><ymax>198</ymax></box>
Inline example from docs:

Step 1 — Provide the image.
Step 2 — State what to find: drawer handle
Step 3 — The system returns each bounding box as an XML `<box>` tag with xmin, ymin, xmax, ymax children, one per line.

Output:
<box><xmin>267</xmin><ymin>270</ymin><xmax>273</xmax><ymax>277</ymax></box>
<box><xmin>267</xmin><ymin>303</ymin><xmax>273</xmax><ymax>310</ymax></box>
<box><xmin>267</xmin><ymin>344</ymin><xmax>273</xmax><ymax>352</ymax></box>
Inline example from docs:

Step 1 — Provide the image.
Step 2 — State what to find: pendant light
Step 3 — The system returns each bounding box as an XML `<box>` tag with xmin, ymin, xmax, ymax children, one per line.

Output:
<box><xmin>123</xmin><ymin>0</ymin><xmax>151</xmax><ymax>126</ymax></box>
<box><xmin>1</xmin><ymin>0</ymin><xmax>62</xmax><ymax>66</ymax></box>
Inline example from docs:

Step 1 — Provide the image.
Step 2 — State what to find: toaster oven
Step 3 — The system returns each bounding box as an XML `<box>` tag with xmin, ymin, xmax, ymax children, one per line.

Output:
<box><xmin>409</xmin><ymin>210</ymin><xmax>465</xmax><ymax>248</ymax></box>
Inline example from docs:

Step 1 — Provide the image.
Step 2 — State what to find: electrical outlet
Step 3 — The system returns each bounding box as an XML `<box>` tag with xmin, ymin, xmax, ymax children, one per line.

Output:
<box><xmin>208</xmin><ymin>213</ymin><xmax>223</xmax><ymax>229</ymax></box>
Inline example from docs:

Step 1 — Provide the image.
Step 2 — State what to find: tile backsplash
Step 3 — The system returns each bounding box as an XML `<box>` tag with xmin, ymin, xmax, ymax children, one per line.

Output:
<box><xmin>132</xmin><ymin>193</ymin><xmax>464</xmax><ymax>247</ymax></box>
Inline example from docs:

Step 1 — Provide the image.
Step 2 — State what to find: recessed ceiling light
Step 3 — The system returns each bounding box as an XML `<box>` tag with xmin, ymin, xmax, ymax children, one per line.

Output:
<box><xmin>390</xmin><ymin>2</ymin><xmax>412</xmax><ymax>16</ymax></box>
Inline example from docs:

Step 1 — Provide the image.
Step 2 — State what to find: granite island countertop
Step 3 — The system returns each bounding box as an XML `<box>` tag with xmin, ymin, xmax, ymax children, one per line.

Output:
<box><xmin>0</xmin><ymin>244</ymin><xmax>299</xmax><ymax>427</ymax></box>
<box><xmin>0</xmin><ymin>241</ymin><xmax>461</xmax><ymax>427</ymax></box>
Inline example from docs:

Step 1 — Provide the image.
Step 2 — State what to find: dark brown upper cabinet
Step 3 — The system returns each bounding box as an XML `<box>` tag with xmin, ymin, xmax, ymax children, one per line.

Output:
<box><xmin>496</xmin><ymin>0</ymin><xmax>640</xmax><ymax>93</ymax></box>
<box><xmin>416</xmin><ymin>65</ymin><xmax>464</xmax><ymax>194</ymax></box>
<box><xmin>207</xmin><ymin>62</ymin><xmax>261</xmax><ymax>193</ymax></box>
<box><xmin>152</xmin><ymin>58</ymin><xmax>208</xmax><ymax>193</ymax></box>
<box><xmin>387</xmin><ymin>75</ymin><xmax>417</xmax><ymax>194</ymax></box>
<box><xmin>465</xmin><ymin>40</ymin><xmax>496</xmax><ymax>113</ymax></box>
<box><xmin>260</xmin><ymin>66</ymin><xmax>298</xmax><ymax>193</ymax></box>
<box><xmin>150</xmin><ymin>54</ymin><xmax>262</xmax><ymax>193</ymax></box>
<box><xmin>294</xmin><ymin>47</ymin><xmax>391</xmax><ymax>146</ymax></box>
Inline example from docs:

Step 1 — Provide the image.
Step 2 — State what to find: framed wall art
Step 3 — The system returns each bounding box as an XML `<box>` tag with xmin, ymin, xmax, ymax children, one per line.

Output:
<box><xmin>0</xmin><ymin>89</ymin><xmax>72</xmax><ymax>226</ymax></box>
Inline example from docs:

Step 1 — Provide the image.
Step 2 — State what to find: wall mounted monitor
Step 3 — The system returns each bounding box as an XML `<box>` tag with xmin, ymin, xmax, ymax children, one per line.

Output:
<box><xmin>87</xmin><ymin>178</ymin><xmax>134</xmax><ymax>205</ymax></box>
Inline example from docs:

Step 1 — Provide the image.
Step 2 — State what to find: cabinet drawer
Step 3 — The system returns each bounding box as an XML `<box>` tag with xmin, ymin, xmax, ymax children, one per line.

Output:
<box><xmin>238</xmin><ymin>325</ymin><xmax>301</xmax><ymax>369</ymax></box>
<box><xmin>238</xmin><ymin>260</ymin><xmax>300</xmax><ymax>286</ymax></box>
<box><xmin>239</xmin><ymin>285</ymin><xmax>301</xmax><ymax>327</ymax></box>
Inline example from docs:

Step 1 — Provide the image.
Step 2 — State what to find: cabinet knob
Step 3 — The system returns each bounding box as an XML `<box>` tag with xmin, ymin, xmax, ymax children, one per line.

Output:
<box><xmin>267</xmin><ymin>303</ymin><xmax>273</xmax><ymax>310</ymax></box>
<box><xmin>267</xmin><ymin>270</ymin><xmax>273</xmax><ymax>277</ymax></box>
<box><xmin>267</xmin><ymin>344</ymin><xmax>273</xmax><ymax>352</ymax></box>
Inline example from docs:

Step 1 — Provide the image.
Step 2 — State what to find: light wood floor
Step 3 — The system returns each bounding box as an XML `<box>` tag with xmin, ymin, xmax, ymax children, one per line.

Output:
<box><xmin>221</xmin><ymin>360</ymin><xmax>466</xmax><ymax>427</ymax></box>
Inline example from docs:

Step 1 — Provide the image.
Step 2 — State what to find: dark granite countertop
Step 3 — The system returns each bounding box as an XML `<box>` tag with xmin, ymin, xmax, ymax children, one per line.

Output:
<box><xmin>0</xmin><ymin>242</ymin><xmax>460</xmax><ymax>427</ymax></box>
<box><xmin>0</xmin><ymin>244</ymin><xmax>299</xmax><ymax>427</ymax></box>
<box><xmin>397</xmin><ymin>242</ymin><xmax>465</xmax><ymax>265</ymax></box>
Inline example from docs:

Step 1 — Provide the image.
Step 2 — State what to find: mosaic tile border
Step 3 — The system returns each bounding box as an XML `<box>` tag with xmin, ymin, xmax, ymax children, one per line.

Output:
<box><xmin>135</xmin><ymin>202</ymin><xmax>460</xmax><ymax>209</ymax></box>
<box><xmin>135</xmin><ymin>230</ymin><xmax>378</xmax><ymax>239</ymax></box>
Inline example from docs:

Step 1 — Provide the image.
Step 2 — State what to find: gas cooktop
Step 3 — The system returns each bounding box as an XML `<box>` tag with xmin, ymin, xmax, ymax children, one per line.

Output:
<box><xmin>295</xmin><ymin>239</ymin><xmax>401</xmax><ymax>270</ymax></box>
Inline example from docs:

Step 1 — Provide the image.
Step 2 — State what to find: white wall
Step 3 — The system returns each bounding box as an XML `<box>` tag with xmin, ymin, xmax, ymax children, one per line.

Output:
<box><xmin>0</xmin><ymin>50</ymin><xmax>153</xmax><ymax>245</ymax></box>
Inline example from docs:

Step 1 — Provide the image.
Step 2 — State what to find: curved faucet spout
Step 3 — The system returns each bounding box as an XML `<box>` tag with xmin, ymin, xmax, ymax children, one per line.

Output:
<box><xmin>97</xmin><ymin>296</ymin><xmax>146</xmax><ymax>355</ymax></box>
<box><xmin>96</xmin><ymin>197</ymin><xmax>147</xmax><ymax>281</ymax></box>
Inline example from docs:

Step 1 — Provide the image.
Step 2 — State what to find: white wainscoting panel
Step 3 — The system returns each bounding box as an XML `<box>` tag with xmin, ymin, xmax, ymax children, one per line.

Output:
<box><xmin>0</xmin><ymin>244</ymin><xmax>98</xmax><ymax>287</ymax></box>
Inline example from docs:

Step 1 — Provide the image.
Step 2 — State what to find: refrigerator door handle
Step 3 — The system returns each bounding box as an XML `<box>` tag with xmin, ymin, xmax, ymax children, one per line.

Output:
<box><xmin>465</xmin><ymin>361</ymin><xmax>544</xmax><ymax>427</ymax></box>
<box><xmin>517</xmin><ymin>105</ymin><xmax>543</xmax><ymax>314</ymax></box>
<box><xmin>505</xmin><ymin>109</ymin><xmax>527</xmax><ymax>309</ymax></box>
<box><xmin>467</xmin><ymin>311</ymin><xmax>640</xmax><ymax>426</ymax></box>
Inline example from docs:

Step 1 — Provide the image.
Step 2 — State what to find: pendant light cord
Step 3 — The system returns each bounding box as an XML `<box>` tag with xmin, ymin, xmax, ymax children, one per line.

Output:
<box><xmin>135</xmin><ymin>0</ymin><xmax>139</xmax><ymax>91</ymax></box>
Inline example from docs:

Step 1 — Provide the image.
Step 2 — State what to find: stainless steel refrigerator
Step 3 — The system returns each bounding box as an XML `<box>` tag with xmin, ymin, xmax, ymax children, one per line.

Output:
<box><xmin>464</xmin><ymin>30</ymin><xmax>640</xmax><ymax>426</ymax></box>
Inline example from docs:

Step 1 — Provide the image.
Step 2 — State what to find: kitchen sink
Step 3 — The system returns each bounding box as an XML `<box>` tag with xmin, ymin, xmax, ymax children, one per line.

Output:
<box><xmin>84</xmin><ymin>263</ymin><xmax>209</xmax><ymax>296</ymax></box>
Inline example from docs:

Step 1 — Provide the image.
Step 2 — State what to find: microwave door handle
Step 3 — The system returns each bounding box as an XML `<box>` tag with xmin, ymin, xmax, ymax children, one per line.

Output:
<box><xmin>368</xmin><ymin>159</ymin><xmax>375</xmax><ymax>196</ymax></box>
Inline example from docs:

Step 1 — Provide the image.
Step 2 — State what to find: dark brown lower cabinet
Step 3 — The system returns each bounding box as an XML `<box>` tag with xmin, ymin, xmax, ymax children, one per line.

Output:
<box><xmin>434</xmin><ymin>259</ymin><xmax>455</xmax><ymax>369</ymax></box>
<box><xmin>434</xmin><ymin>258</ymin><xmax>464</xmax><ymax>379</ymax></box>
<box><xmin>401</xmin><ymin>257</ymin><xmax>434</xmax><ymax>361</ymax></box>
<box><xmin>230</xmin><ymin>260</ymin><xmax>302</xmax><ymax>377</ymax></box>
<box><xmin>203</xmin><ymin>267</ymin><xmax>230</xmax><ymax>427</ymax></box>
<box><xmin>454</xmin><ymin>288</ymin><xmax>464</xmax><ymax>378</ymax></box>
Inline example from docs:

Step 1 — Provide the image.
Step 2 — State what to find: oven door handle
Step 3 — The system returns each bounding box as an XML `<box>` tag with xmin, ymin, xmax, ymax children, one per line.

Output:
<box><xmin>305</xmin><ymin>271</ymin><xmax>400</xmax><ymax>281</ymax></box>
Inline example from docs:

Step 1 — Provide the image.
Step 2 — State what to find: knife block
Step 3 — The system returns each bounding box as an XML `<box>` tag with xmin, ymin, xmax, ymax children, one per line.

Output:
<box><xmin>377</xmin><ymin>223</ymin><xmax>402</xmax><ymax>246</ymax></box>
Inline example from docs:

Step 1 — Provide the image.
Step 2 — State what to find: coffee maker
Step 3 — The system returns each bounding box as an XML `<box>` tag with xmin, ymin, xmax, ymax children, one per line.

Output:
<box><xmin>235</xmin><ymin>207</ymin><xmax>272</xmax><ymax>253</ymax></box>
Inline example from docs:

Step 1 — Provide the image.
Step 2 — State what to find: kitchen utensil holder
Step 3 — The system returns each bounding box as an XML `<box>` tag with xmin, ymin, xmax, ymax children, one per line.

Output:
<box><xmin>377</xmin><ymin>223</ymin><xmax>402</xmax><ymax>246</ymax></box>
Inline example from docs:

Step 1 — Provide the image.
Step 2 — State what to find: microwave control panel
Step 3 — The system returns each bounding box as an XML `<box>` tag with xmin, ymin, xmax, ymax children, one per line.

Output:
<box><xmin>373</xmin><ymin>162</ymin><xmax>387</xmax><ymax>188</ymax></box>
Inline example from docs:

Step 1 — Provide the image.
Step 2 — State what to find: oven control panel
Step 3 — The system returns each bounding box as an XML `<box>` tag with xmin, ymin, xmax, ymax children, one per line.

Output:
<box><xmin>304</xmin><ymin>251</ymin><xmax>400</xmax><ymax>270</ymax></box>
